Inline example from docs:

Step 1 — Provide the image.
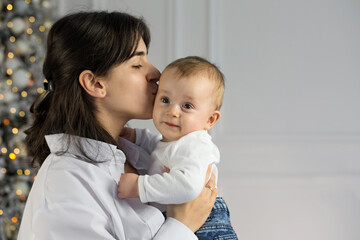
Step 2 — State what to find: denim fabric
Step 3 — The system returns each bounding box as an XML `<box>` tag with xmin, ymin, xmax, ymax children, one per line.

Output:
<box><xmin>195</xmin><ymin>197</ymin><xmax>238</xmax><ymax>240</ymax></box>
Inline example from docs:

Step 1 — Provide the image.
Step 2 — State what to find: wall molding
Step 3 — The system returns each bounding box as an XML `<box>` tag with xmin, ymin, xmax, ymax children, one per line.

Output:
<box><xmin>207</xmin><ymin>0</ymin><xmax>223</xmax><ymax>63</ymax></box>
<box><xmin>207</xmin><ymin>0</ymin><xmax>225</xmax><ymax>140</ymax></box>
<box><xmin>165</xmin><ymin>0</ymin><xmax>183</xmax><ymax>63</ymax></box>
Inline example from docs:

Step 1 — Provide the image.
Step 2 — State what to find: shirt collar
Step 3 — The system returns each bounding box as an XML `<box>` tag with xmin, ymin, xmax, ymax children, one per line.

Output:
<box><xmin>45</xmin><ymin>133</ymin><xmax>125</xmax><ymax>164</ymax></box>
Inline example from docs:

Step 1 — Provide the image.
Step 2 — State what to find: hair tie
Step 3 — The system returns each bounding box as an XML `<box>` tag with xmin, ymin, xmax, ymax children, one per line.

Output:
<box><xmin>43</xmin><ymin>80</ymin><xmax>55</xmax><ymax>92</ymax></box>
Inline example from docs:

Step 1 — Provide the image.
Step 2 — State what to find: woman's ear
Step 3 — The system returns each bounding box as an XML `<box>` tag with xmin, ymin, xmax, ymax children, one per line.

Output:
<box><xmin>78</xmin><ymin>70</ymin><xmax>106</xmax><ymax>98</ymax></box>
<box><xmin>204</xmin><ymin>110</ymin><xmax>221</xmax><ymax>130</ymax></box>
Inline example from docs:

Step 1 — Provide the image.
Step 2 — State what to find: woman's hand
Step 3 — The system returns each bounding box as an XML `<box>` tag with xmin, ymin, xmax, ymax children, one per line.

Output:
<box><xmin>166</xmin><ymin>164</ymin><xmax>217</xmax><ymax>232</ymax></box>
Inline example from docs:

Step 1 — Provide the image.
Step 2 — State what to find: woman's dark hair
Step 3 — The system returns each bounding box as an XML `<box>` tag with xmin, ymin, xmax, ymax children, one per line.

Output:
<box><xmin>25</xmin><ymin>11</ymin><xmax>151</xmax><ymax>167</ymax></box>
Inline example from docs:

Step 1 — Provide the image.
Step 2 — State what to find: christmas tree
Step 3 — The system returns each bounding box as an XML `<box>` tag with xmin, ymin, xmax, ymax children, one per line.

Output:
<box><xmin>0</xmin><ymin>0</ymin><xmax>54</xmax><ymax>238</ymax></box>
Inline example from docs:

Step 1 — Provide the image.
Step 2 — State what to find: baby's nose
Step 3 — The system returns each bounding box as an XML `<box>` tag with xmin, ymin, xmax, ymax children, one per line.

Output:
<box><xmin>167</xmin><ymin>104</ymin><xmax>180</xmax><ymax>117</ymax></box>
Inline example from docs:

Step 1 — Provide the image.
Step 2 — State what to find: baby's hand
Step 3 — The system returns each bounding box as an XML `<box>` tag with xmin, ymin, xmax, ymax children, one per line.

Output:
<box><xmin>119</xmin><ymin>127</ymin><xmax>136</xmax><ymax>143</ymax></box>
<box><xmin>117</xmin><ymin>173</ymin><xmax>139</xmax><ymax>199</ymax></box>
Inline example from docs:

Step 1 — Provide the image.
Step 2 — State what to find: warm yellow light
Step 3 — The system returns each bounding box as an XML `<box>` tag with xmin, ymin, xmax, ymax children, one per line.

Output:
<box><xmin>12</xmin><ymin>87</ymin><xmax>18</xmax><ymax>92</ymax></box>
<box><xmin>29</xmin><ymin>56</ymin><xmax>36</xmax><ymax>62</ymax></box>
<box><xmin>10</xmin><ymin>225</ymin><xmax>16</xmax><ymax>231</ymax></box>
<box><xmin>16</xmin><ymin>189</ymin><xmax>22</xmax><ymax>195</ymax></box>
<box><xmin>19</xmin><ymin>111</ymin><xmax>26</xmax><ymax>117</ymax></box>
<box><xmin>8</xmin><ymin>52</ymin><xmax>14</xmax><ymax>58</ymax></box>
<box><xmin>9</xmin><ymin>36</ymin><xmax>16</xmax><ymax>42</ymax></box>
<box><xmin>9</xmin><ymin>153</ymin><xmax>16</xmax><ymax>160</ymax></box>
<box><xmin>17</xmin><ymin>169</ymin><xmax>23</xmax><ymax>175</ymax></box>
<box><xmin>26</xmin><ymin>28</ymin><xmax>33</xmax><ymax>34</ymax></box>
<box><xmin>34</xmin><ymin>175</ymin><xmax>37</xmax><ymax>180</ymax></box>
<box><xmin>29</xmin><ymin>16</ymin><xmax>35</xmax><ymax>23</ymax></box>
<box><xmin>0</xmin><ymin>94</ymin><xmax>4</xmax><ymax>100</ymax></box>
<box><xmin>11</xmin><ymin>217</ymin><xmax>18</xmax><ymax>223</ymax></box>
<box><xmin>3</xmin><ymin>119</ymin><xmax>10</xmax><ymax>126</ymax></box>
<box><xmin>26</xmin><ymin>72</ymin><xmax>32</xmax><ymax>77</ymax></box>
<box><xmin>39</xmin><ymin>26</ymin><xmax>46</xmax><ymax>32</ymax></box>
<box><xmin>37</xmin><ymin>88</ymin><xmax>44</xmax><ymax>94</ymax></box>
<box><xmin>6</xmin><ymin>79</ymin><xmax>12</xmax><ymax>85</ymax></box>
<box><xmin>21</xmin><ymin>91</ymin><xmax>28</xmax><ymax>98</ymax></box>
<box><xmin>25</xmin><ymin>0</ymin><xmax>31</xmax><ymax>4</ymax></box>
<box><xmin>6</xmin><ymin>69</ymin><xmax>13</xmax><ymax>75</ymax></box>
<box><xmin>12</xmin><ymin>128</ymin><xmax>19</xmax><ymax>134</ymax></box>
<box><xmin>24</xmin><ymin>169</ymin><xmax>31</xmax><ymax>175</ymax></box>
<box><xmin>10</xmin><ymin>107</ymin><xmax>16</xmax><ymax>114</ymax></box>
<box><xmin>1</xmin><ymin>148</ymin><xmax>7</xmax><ymax>154</ymax></box>
<box><xmin>7</xmin><ymin>4</ymin><xmax>13</xmax><ymax>11</ymax></box>
<box><xmin>14</xmin><ymin>148</ymin><xmax>20</xmax><ymax>154</ymax></box>
<box><xmin>0</xmin><ymin>209</ymin><xmax>3</xmax><ymax>215</ymax></box>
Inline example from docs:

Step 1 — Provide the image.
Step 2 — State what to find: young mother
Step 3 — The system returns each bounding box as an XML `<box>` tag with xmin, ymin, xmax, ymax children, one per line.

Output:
<box><xmin>18</xmin><ymin>11</ymin><xmax>217</xmax><ymax>239</ymax></box>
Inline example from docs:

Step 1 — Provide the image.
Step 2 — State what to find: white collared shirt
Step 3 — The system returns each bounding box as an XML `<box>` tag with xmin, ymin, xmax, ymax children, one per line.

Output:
<box><xmin>18</xmin><ymin>133</ymin><xmax>196</xmax><ymax>240</ymax></box>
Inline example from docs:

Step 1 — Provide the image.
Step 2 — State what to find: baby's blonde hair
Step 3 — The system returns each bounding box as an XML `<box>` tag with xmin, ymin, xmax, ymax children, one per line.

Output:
<box><xmin>164</xmin><ymin>56</ymin><xmax>225</xmax><ymax>110</ymax></box>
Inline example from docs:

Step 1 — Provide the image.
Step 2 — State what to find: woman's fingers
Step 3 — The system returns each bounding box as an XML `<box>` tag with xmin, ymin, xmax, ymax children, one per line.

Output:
<box><xmin>204</xmin><ymin>164</ymin><xmax>212</xmax><ymax>184</ymax></box>
<box><xmin>204</xmin><ymin>164</ymin><xmax>217</xmax><ymax>207</ymax></box>
<box><xmin>206</xmin><ymin>172</ymin><xmax>217</xmax><ymax>203</ymax></box>
<box><xmin>206</xmin><ymin>168</ymin><xmax>215</xmax><ymax>187</ymax></box>
<box><xmin>205</xmin><ymin>164</ymin><xmax>216</xmax><ymax>195</ymax></box>
<box><xmin>209</xmin><ymin>179</ymin><xmax>218</xmax><ymax>203</ymax></box>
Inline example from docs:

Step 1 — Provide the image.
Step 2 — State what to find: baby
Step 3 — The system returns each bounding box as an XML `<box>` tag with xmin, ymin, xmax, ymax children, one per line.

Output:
<box><xmin>118</xmin><ymin>56</ymin><xmax>238</xmax><ymax>239</ymax></box>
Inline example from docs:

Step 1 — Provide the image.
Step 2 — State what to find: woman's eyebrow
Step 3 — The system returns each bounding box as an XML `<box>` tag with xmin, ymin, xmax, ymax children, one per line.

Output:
<box><xmin>132</xmin><ymin>50</ymin><xmax>147</xmax><ymax>57</ymax></box>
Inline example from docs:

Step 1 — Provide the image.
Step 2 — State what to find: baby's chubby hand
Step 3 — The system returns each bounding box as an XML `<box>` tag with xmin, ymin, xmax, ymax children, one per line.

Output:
<box><xmin>119</xmin><ymin>127</ymin><xmax>136</xmax><ymax>143</ymax></box>
<box><xmin>117</xmin><ymin>173</ymin><xmax>140</xmax><ymax>199</ymax></box>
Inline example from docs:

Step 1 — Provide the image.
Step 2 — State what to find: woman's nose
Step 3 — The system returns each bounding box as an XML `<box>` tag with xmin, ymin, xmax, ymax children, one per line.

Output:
<box><xmin>147</xmin><ymin>63</ymin><xmax>161</xmax><ymax>83</ymax></box>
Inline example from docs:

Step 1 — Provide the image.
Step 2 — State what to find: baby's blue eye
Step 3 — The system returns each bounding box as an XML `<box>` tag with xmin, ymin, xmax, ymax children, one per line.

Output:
<box><xmin>161</xmin><ymin>97</ymin><xmax>169</xmax><ymax>103</ymax></box>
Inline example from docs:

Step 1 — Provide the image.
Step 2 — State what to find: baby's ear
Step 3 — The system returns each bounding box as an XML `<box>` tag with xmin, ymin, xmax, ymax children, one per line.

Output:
<box><xmin>204</xmin><ymin>110</ymin><xmax>221</xmax><ymax>130</ymax></box>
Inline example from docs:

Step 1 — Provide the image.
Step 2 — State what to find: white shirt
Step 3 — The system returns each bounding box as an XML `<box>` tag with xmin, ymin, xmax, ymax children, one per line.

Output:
<box><xmin>18</xmin><ymin>133</ymin><xmax>197</xmax><ymax>240</ymax></box>
<box><xmin>138</xmin><ymin>130</ymin><xmax>219</xmax><ymax>205</ymax></box>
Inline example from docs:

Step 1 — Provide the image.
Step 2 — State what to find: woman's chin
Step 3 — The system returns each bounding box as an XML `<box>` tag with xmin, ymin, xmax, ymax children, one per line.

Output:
<box><xmin>135</xmin><ymin>114</ymin><xmax>152</xmax><ymax>120</ymax></box>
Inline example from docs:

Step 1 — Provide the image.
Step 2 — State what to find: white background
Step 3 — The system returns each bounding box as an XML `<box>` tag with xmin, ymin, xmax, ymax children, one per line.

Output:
<box><xmin>55</xmin><ymin>0</ymin><xmax>360</xmax><ymax>239</ymax></box>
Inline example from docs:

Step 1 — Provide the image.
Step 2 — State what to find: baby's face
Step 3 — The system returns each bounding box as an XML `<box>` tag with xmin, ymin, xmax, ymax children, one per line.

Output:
<box><xmin>153</xmin><ymin>68</ymin><xmax>218</xmax><ymax>142</ymax></box>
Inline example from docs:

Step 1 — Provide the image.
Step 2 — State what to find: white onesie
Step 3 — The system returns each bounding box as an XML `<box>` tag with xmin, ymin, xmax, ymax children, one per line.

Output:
<box><xmin>138</xmin><ymin>130</ymin><xmax>220</xmax><ymax>205</ymax></box>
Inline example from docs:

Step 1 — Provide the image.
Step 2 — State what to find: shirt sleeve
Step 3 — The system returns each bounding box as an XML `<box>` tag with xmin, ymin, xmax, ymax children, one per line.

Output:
<box><xmin>32</xmin><ymin>203</ymin><xmax>197</xmax><ymax>240</ymax></box>
<box><xmin>154</xmin><ymin>218</ymin><xmax>197</xmax><ymax>240</ymax></box>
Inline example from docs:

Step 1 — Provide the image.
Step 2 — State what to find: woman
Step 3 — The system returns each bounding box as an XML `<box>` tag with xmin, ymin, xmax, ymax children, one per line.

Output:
<box><xmin>18</xmin><ymin>11</ymin><xmax>217</xmax><ymax>239</ymax></box>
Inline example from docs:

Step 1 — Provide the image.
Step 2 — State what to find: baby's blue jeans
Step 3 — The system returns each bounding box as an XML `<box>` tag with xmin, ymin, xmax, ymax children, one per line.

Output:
<box><xmin>195</xmin><ymin>197</ymin><xmax>238</xmax><ymax>240</ymax></box>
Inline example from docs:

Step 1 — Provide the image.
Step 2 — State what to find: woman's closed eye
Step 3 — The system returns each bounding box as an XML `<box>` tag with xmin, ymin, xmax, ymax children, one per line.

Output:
<box><xmin>132</xmin><ymin>65</ymin><xmax>142</xmax><ymax>69</ymax></box>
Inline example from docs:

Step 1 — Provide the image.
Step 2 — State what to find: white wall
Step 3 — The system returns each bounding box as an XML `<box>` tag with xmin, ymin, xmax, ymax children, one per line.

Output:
<box><xmin>57</xmin><ymin>0</ymin><xmax>360</xmax><ymax>239</ymax></box>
